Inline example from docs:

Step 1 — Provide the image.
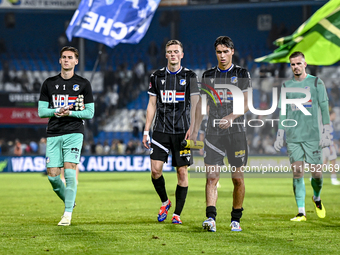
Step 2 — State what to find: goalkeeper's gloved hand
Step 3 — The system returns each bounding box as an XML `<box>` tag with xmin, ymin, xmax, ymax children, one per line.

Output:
<box><xmin>319</xmin><ymin>125</ymin><xmax>331</xmax><ymax>148</ymax></box>
<box><xmin>274</xmin><ymin>129</ymin><xmax>284</xmax><ymax>152</ymax></box>
<box><xmin>75</xmin><ymin>95</ymin><xmax>85</xmax><ymax>111</ymax></box>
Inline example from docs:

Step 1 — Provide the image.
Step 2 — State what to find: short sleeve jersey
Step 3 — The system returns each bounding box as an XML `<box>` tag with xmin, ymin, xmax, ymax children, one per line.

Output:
<box><xmin>148</xmin><ymin>67</ymin><xmax>200</xmax><ymax>134</ymax></box>
<box><xmin>39</xmin><ymin>73</ymin><xmax>94</xmax><ymax>137</ymax></box>
<box><xmin>279</xmin><ymin>74</ymin><xmax>328</xmax><ymax>143</ymax></box>
<box><xmin>201</xmin><ymin>64</ymin><xmax>251</xmax><ymax>135</ymax></box>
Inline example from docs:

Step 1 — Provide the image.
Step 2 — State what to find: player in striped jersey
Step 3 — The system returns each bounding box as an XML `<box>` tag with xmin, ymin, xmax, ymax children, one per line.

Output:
<box><xmin>38</xmin><ymin>46</ymin><xmax>94</xmax><ymax>226</ymax></box>
<box><xmin>142</xmin><ymin>40</ymin><xmax>200</xmax><ymax>224</ymax></box>
<box><xmin>196</xmin><ymin>36</ymin><xmax>251</xmax><ymax>232</ymax></box>
<box><xmin>274</xmin><ymin>51</ymin><xmax>330</xmax><ymax>221</ymax></box>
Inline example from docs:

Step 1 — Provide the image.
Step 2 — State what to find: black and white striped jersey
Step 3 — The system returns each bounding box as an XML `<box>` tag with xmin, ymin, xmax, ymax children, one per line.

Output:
<box><xmin>201</xmin><ymin>64</ymin><xmax>251</xmax><ymax>135</ymax></box>
<box><xmin>148</xmin><ymin>66</ymin><xmax>200</xmax><ymax>134</ymax></box>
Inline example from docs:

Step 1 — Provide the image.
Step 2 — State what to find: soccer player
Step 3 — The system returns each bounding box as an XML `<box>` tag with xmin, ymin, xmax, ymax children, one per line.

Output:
<box><xmin>142</xmin><ymin>40</ymin><xmax>200</xmax><ymax>224</ymax></box>
<box><xmin>38</xmin><ymin>46</ymin><xmax>94</xmax><ymax>226</ymax></box>
<box><xmin>195</xmin><ymin>36</ymin><xmax>251</xmax><ymax>232</ymax></box>
<box><xmin>274</xmin><ymin>51</ymin><xmax>331</xmax><ymax>221</ymax></box>
<box><xmin>322</xmin><ymin>110</ymin><xmax>339</xmax><ymax>185</ymax></box>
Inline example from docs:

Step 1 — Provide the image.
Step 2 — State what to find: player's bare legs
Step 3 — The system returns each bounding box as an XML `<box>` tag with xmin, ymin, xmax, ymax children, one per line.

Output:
<box><xmin>232</xmin><ymin>168</ymin><xmax>245</xmax><ymax>209</ymax></box>
<box><xmin>151</xmin><ymin>160</ymin><xmax>164</xmax><ymax>179</ymax></box>
<box><xmin>47</xmin><ymin>167</ymin><xmax>62</xmax><ymax>177</ymax></box>
<box><xmin>205</xmin><ymin>164</ymin><xmax>220</xmax><ymax>207</ymax></box>
<box><xmin>202</xmin><ymin>164</ymin><xmax>219</xmax><ymax>232</ymax></box>
<box><xmin>229</xmin><ymin>168</ymin><xmax>244</xmax><ymax>231</ymax></box>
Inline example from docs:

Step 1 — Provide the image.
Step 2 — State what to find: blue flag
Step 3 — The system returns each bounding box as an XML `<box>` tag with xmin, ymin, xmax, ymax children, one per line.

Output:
<box><xmin>66</xmin><ymin>0</ymin><xmax>161</xmax><ymax>48</ymax></box>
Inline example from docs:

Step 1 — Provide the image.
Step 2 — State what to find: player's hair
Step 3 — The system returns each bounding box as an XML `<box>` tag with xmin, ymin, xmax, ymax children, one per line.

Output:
<box><xmin>214</xmin><ymin>36</ymin><xmax>234</xmax><ymax>49</ymax></box>
<box><xmin>60</xmin><ymin>46</ymin><xmax>79</xmax><ymax>59</ymax></box>
<box><xmin>165</xmin><ymin>40</ymin><xmax>183</xmax><ymax>51</ymax></box>
<box><xmin>289</xmin><ymin>51</ymin><xmax>305</xmax><ymax>60</ymax></box>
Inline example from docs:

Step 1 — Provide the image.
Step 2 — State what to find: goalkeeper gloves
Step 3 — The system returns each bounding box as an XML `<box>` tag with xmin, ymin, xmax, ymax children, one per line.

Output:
<box><xmin>319</xmin><ymin>125</ymin><xmax>331</xmax><ymax>148</ymax></box>
<box><xmin>274</xmin><ymin>129</ymin><xmax>284</xmax><ymax>152</ymax></box>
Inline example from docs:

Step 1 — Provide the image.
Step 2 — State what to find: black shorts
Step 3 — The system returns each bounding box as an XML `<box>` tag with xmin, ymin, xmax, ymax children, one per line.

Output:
<box><xmin>151</xmin><ymin>131</ymin><xmax>193</xmax><ymax>167</ymax></box>
<box><xmin>204</xmin><ymin>132</ymin><xmax>248</xmax><ymax>168</ymax></box>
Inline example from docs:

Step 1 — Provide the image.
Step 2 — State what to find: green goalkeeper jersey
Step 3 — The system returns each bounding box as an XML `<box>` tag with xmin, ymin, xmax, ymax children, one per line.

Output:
<box><xmin>279</xmin><ymin>74</ymin><xmax>328</xmax><ymax>143</ymax></box>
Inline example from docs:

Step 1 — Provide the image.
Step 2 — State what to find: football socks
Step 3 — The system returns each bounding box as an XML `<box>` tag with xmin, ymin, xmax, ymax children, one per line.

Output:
<box><xmin>293</xmin><ymin>178</ymin><xmax>306</xmax><ymax>209</ymax></box>
<box><xmin>311</xmin><ymin>177</ymin><xmax>323</xmax><ymax>199</ymax></box>
<box><xmin>64</xmin><ymin>169</ymin><xmax>77</xmax><ymax>213</ymax></box>
<box><xmin>231</xmin><ymin>207</ymin><xmax>243</xmax><ymax>223</ymax></box>
<box><xmin>47</xmin><ymin>175</ymin><xmax>65</xmax><ymax>202</ymax></box>
<box><xmin>206</xmin><ymin>206</ymin><xmax>217</xmax><ymax>221</ymax></box>
<box><xmin>152</xmin><ymin>175</ymin><xmax>168</xmax><ymax>203</ymax></box>
<box><xmin>174</xmin><ymin>185</ymin><xmax>188</xmax><ymax>216</ymax></box>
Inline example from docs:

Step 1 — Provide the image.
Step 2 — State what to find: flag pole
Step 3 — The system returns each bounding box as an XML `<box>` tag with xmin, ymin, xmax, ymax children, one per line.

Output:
<box><xmin>79</xmin><ymin>38</ymin><xmax>85</xmax><ymax>77</ymax></box>
<box><xmin>90</xmin><ymin>44</ymin><xmax>104</xmax><ymax>83</ymax></box>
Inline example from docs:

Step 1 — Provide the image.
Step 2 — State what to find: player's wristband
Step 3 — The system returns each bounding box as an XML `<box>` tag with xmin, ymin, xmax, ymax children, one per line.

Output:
<box><xmin>143</xmin><ymin>131</ymin><xmax>149</xmax><ymax>136</ymax></box>
<box><xmin>69</xmin><ymin>111</ymin><xmax>73</xmax><ymax>116</ymax></box>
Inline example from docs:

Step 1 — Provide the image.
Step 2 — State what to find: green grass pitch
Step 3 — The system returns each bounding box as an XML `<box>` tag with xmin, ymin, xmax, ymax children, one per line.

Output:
<box><xmin>1</xmin><ymin>172</ymin><xmax>340</xmax><ymax>254</ymax></box>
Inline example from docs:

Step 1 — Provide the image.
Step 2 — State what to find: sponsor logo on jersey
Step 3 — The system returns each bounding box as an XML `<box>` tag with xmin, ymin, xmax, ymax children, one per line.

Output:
<box><xmin>73</xmin><ymin>84</ymin><xmax>80</xmax><ymax>91</ymax></box>
<box><xmin>231</xmin><ymin>76</ymin><xmax>238</xmax><ymax>84</ymax></box>
<box><xmin>46</xmin><ymin>157</ymin><xmax>50</xmax><ymax>164</ymax></box>
<box><xmin>179</xmin><ymin>79</ymin><xmax>186</xmax><ymax>86</ymax></box>
<box><xmin>313</xmin><ymin>150</ymin><xmax>321</xmax><ymax>155</ymax></box>
<box><xmin>235</xmin><ymin>150</ymin><xmax>245</xmax><ymax>158</ymax></box>
<box><xmin>71</xmin><ymin>148</ymin><xmax>80</xmax><ymax>154</ymax></box>
<box><xmin>160</xmin><ymin>90</ymin><xmax>185</xmax><ymax>103</ymax></box>
<box><xmin>180</xmin><ymin>149</ymin><xmax>191</xmax><ymax>157</ymax></box>
<box><xmin>217</xmin><ymin>90</ymin><xmax>233</xmax><ymax>102</ymax></box>
<box><xmin>53</xmin><ymin>95</ymin><xmax>78</xmax><ymax>107</ymax></box>
<box><xmin>302</xmin><ymin>99</ymin><xmax>312</xmax><ymax>108</ymax></box>
<box><xmin>149</xmin><ymin>82</ymin><xmax>152</xmax><ymax>89</ymax></box>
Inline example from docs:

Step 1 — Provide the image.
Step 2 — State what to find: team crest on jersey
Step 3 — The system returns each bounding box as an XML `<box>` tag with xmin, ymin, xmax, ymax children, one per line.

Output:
<box><xmin>210</xmin><ymin>78</ymin><xmax>214</xmax><ymax>84</ymax></box>
<box><xmin>55</xmin><ymin>85</ymin><xmax>59</xmax><ymax>89</ymax></box>
<box><xmin>179</xmin><ymin>79</ymin><xmax>186</xmax><ymax>86</ymax></box>
<box><xmin>231</xmin><ymin>76</ymin><xmax>238</xmax><ymax>84</ymax></box>
<box><xmin>46</xmin><ymin>157</ymin><xmax>50</xmax><ymax>163</ymax></box>
<box><xmin>73</xmin><ymin>84</ymin><xmax>80</xmax><ymax>91</ymax></box>
<box><xmin>304</xmin><ymin>86</ymin><xmax>310</xmax><ymax>91</ymax></box>
<box><xmin>161</xmin><ymin>80</ymin><xmax>165</xmax><ymax>85</ymax></box>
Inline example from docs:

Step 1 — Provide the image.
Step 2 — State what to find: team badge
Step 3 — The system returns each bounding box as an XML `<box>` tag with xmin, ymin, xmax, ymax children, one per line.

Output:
<box><xmin>46</xmin><ymin>157</ymin><xmax>50</xmax><ymax>164</ymax></box>
<box><xmin>231</xmin><ymin>76</ymin><xmax>238</xmax><ymax>84</ymax></box>
<box><xmin>73</xmin><ymin>84</ymin><xmax>80</xmax><ymax>91</ymax></box>
<box><xmin>304</xmin><ymin>86</ymin><xmax>310</xmax><ymax>91</ymax></box>
<box><xmin>179</xmin><ymin>79</ymin><xmax>186</xmax><ymax>86</ymax></box>
<box><xmin>55</xmin><ymin>85</ymin><xmax>59</xmax><ymax>89</ymax></box>
<box><xmin>161</xmin><ymin>80</ymin><xmax>165</xmax><ymax>85</ymax></box>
